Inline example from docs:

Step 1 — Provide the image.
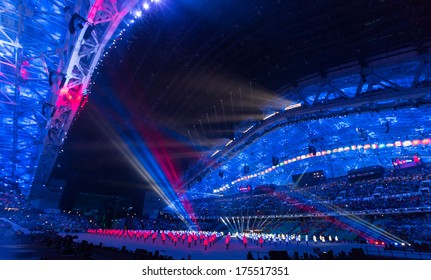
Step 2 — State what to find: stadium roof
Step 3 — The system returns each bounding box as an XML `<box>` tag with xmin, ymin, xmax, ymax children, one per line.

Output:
<box><xmin>2</xmin><ymin>0</ymin><xmax>431</xmax><ymax>199</ymax></box>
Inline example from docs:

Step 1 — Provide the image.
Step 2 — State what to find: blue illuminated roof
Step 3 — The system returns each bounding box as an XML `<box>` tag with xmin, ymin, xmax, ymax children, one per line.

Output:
<box><xmin>0</xmin><ymin>0</ymin><xmax>139</xmax><ymax>197</ymax></box>
<box><xmin>184</xmin><ymin>51</ymin><xmax>431</xmax><ymax>196</ymax></box>
<box><xmin>0</xmin><ymin>0</ymin><xmax>75</xmax><ymax>195</ymax></box>
<box><xmin>2</xmin><ymin>0</ymin><xmax>431</xmax><ymax>204</ymax></box>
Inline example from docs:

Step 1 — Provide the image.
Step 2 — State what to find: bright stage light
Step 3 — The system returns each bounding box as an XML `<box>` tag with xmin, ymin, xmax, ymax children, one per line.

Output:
<box><xmin>143</xmin><ymin>2</ymin><xmax>150</xmax><ymax>10</ymax></box>
<box><xmin>135</xmin><ymin>10</ymin><xmax>142</xmax><ymax>17</ymax></box>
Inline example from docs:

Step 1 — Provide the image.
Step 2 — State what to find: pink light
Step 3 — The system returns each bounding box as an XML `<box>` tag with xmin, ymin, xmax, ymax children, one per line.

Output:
<box><xmin>20</xmin><ymin>68</ymin><xmax>28</xmax><ymax>79</ymax></box>
<box><xmin>87</xmin><ymin>0</ymin><xmax>104</xmax><ymax>23</ymax></box>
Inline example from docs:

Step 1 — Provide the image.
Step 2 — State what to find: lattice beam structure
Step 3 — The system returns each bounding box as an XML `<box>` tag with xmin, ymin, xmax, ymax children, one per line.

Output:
<box><xmin>183</xmin><ymin>47</ymin><xmax>431</xmax><ymax>192</ymax></box>
<box><xmin>0</xmin><ymin>0</ymin><xmax>138</xmax><ymax>198</ymax></box>
<box><xmin>1</xmin><ymin>0</ymin><xmax>76</xmax><ymax>196</ymax></box>
<box><xmin>30</xmin><ymin>0</ymin><xmax>139</xmax><ymax>199</ymax></box>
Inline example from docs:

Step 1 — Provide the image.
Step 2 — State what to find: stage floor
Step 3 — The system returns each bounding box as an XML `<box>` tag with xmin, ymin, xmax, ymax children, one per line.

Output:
<box><xmin>1</xmin><ymin>232</ymin><xmax>429</xmax><ymax>260</ymax></box>
<box><xmin>64</xmin><ymin>233</ymin><xmax>431</xmax><ymax>260</ymax></box>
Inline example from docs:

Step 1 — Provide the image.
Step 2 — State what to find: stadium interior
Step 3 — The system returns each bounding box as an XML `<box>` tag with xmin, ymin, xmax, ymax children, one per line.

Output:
<box><xmin>1</xmin><ymin>0</ymin><xmax>431</xmax><ymax>260</ymax></box>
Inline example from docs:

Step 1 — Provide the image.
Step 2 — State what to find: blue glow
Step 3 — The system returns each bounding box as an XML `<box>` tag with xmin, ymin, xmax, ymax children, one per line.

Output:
<box><xmin>190</xmin><ymin>104</ymin><xmax>431</xmax><ymax>195</ymax></box>
<box><xmin>0</xmin><ymin>0</ymin><xmax>72</xmax><ymax>196</ymax></box>
<box><xmin>91</xmin><ymin>90</ymin><xmax>198</xmax><ymax>230</ymax></box>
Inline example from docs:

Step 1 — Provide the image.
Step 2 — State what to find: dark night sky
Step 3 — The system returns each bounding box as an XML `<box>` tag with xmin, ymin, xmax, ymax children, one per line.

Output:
<box><xmin>52</xmin><ymin>0</ymin><xmax>431</xmax><ymax>208</ymax></box>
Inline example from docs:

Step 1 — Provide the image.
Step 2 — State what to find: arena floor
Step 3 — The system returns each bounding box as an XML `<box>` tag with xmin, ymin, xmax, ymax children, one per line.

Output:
<box><xmin>65</xmin><ymin>233</ymin><xmax>431</xmax><ymax>260</ymax></box>
<box><xmin>1</xmin><ymin>232</ymin><xmax>430</xmax><ymax>260</ymax></box>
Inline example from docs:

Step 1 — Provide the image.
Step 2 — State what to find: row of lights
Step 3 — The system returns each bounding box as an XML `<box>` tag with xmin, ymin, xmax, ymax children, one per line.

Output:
<box><xmin>213</xmin><ymin>138</ymin><xmax>431</xmax><ymax>193</ymax></box>
<box><xmin>89</xmin><ymin>0</ymin><xmax>163</xmax><ymax>93</ymax></box>
<box><xmin>218</xmin><ymin>104</ymin><xmax>302</xmax><ymax>151</ymax></box>
<box><xmin>137</xmin><ymin>0</ymin><xmax>161</xmax><ymax>16</ymax></box>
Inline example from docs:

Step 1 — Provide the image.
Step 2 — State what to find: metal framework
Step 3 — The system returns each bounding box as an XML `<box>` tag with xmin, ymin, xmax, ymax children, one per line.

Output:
<box><xmin>184</xmin><ymin>47</ymin><xmax>431</xmax><ymax>194</ymax></box>
<box><xmin>0</xmin><ymin>0</ymin><xmax>138</xmax><ymax>198</ymax></box>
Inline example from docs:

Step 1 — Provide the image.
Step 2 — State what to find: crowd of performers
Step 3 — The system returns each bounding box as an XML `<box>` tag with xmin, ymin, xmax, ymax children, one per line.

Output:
<box><xmin>236</xmin><ymin>232</ymin><xmax>340</xmax><ymax>248</ymax></box>
<box><xmin>86</xmin><ymin>229</ymin><xmax>341</xmax><ymax>251</ymax></box>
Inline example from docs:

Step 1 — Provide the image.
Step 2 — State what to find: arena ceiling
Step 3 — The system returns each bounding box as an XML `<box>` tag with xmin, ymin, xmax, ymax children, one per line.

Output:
<box><xmin>2</xmin><ymin>0</ymin><xmax>431</xmax><ymax>198</ymax></box>
<box><xmin>47</xmin><ymin>0</ymin><xmax>431</xmax><ymax>196</ymax></box>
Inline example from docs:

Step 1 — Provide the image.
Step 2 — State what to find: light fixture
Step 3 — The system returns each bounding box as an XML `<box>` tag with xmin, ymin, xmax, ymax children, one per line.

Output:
<box><xmin>135</xmin><ymin>10</ymin><xmax>142</xmax><ymax>17</ymax></box>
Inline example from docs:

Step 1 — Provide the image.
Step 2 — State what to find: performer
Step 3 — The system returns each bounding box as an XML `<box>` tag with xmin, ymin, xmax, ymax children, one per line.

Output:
<box><xmin>161</xmin><ymin>231</ymin><xmax>166</xmax><ymax>245</ymax></box>
<box><xmin>225</xmin><ymin>235</ymin><xmax>230</xmax><ymax>249</ymax></box>
<box><xmin>204</xmin><ymin>238</ymin><xmax>209</xmax><ymax>250</ymax></box>
<box><xmin>188</xmin><ymin>234</ymin><xmax>192</xmax><ymax>248</ymax></box>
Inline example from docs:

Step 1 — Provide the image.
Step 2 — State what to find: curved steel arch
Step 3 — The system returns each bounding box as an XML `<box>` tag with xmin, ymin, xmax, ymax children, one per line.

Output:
<box><xmin>0</xmin><ymin>0</ymin><xmax>139</xmax><ymax>198</ymax></box>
